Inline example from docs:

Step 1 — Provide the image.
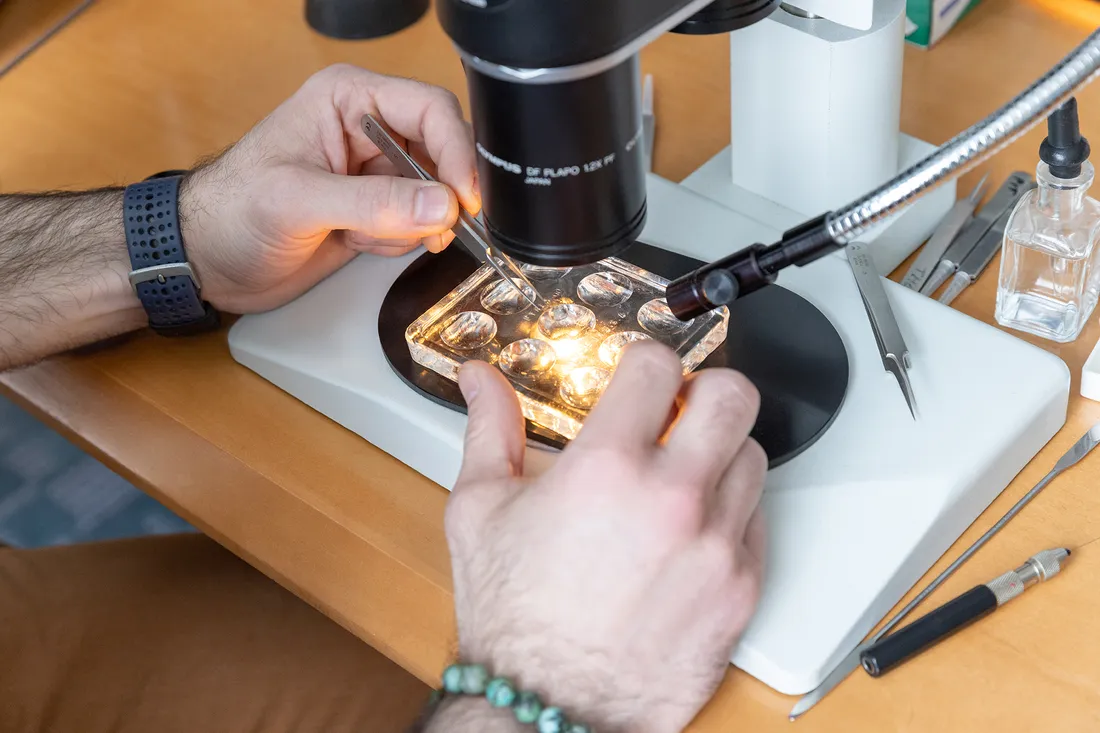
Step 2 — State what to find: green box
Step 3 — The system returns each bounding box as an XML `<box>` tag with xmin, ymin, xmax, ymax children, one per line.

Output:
<box><xmin>905</xmin><ymin>0</ymin><xmax>983</xmax><ymax>48</ymax></box>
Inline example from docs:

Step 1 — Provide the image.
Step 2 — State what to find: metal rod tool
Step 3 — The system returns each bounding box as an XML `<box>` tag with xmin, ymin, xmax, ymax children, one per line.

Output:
<box><xmin>360</xmin><ymin>114</ymin><xmax>543</xmax><ymax>307</ymax></box>
<box><xmin>901</xmin><ymin>173</ymin><xmax>989</xmax><ymax>291</ymax></box>
<box><xmin>939</xmin><ymin>178</ymin><xmax>1037</xmax><ymax>306</ymax></box>
<box><xmin>789</xmin><ymin>419</ymin><xmax>1100</xmax><ymax>721</ymax></box>
<box><xmin>920</xmin><ymin>172</ymin><xmax>1033</xmax><ymax>296</ymax></box>
<box><xmin>847</xmin><ymin>242</ymin><xmax>917</xmax><ymax>419</ymax></box>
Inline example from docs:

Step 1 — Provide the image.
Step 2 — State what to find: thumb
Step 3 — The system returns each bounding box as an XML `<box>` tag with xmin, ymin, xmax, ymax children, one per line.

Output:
<box><xmin>305</xmin><ymin>170</ymin><xmax>459</xmax><ymax>240</ymax></box>
<box><xmin>456</xmin><ymin>361</ymin><xmax>526</xmax><ymax>487</ymax></box>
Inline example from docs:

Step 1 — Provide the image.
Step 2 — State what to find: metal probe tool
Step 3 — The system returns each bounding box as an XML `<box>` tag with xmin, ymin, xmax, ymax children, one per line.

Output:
<box><xmin>847</xmin><ymin>242</ymin><xmax>917</xmax><ymax>419</ymax></box>
<box><xmin>901</xmin><ymin>173</ymin><xmax>989</xmax><ymax>291</ymax></box>
<box><xmin>938</xmin><ymin>178</ymin><xmax>1037</xmax><ymax>306</ymax></box>
<box><xmin>919</xmin><ymin>172</ymin><xmax>1033</xmax><ymax>296</ymax></box>
<box><xmin>789</xmin><ymin>419</ymin><xmax>1100</xmax><ymax>721</ymax></box>
<box><xmin>360</xmin><ymin>114</ymin><xmax>543</xmax><ymax>308</ymax></box>
<box><xmin>859</xmin><ymin>547</ymin><xmax>1071</xmax><ymax>677</ymax></box>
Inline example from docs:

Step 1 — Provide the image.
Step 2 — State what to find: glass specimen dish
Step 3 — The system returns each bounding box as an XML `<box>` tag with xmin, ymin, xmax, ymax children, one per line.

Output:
<box><xmin>406</xmin><ymin>257</ymin><xmax>730</xmax><ymax>441</ymax></box>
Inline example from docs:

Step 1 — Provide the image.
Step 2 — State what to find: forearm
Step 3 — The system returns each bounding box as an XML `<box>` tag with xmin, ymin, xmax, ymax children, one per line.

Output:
<box><xmin>0</xmin><ymin>189</ymin><xmax>147</xmax><ymax>370</ymax></box>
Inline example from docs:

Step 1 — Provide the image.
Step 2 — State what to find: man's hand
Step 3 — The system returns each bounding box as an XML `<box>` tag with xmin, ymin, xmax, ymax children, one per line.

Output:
<box><xmin>182</xmin><ymin>64</ymin><xmax>479</xmax><ymax>314</ymax></box>
<box><xmin>0</xmin><ymin>65</ymin><xmax>478</xmax><ymax>369</ymax></box>
<box><xmin>443</xmin><ymin>343</ymin><xmax>767</xmax><ymax>733</ymax></box>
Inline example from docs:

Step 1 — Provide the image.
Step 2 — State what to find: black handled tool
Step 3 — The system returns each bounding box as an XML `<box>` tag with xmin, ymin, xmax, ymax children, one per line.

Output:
<box><xmin>859</xmin><ymin>548</ymin><xmax>1071</xmax><ymax>677</ymax></box>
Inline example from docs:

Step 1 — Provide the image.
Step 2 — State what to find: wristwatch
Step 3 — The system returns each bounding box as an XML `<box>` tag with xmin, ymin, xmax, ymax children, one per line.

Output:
<box><xmin>124</xmin><ymin>171</ymin><xmax>220</xmax><ymax>336</ymax></box>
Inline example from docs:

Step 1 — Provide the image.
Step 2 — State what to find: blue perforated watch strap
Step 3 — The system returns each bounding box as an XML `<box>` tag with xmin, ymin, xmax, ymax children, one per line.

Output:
<box><xmin>124</xmin><ymin>175</ymin><xmax>219</xmax><ymax>335</ymax></box>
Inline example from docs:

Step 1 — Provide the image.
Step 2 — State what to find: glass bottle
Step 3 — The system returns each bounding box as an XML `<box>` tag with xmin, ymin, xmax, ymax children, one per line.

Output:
<box><xmin>995</xmin><ymin>99</ymin><xmax>1100</xmax><ymax>343</ymax></box>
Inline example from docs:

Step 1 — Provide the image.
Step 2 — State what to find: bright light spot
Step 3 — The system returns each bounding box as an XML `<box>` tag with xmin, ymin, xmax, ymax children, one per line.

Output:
<box><xmin>550</xmin><ymin>337</ymin><xmax>584</xmax><ymax>362</ymax></box>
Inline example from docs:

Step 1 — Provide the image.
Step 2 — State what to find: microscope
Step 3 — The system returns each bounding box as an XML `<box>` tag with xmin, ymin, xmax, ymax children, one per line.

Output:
<box><xmin>230</xmin><ymin>0</ymin><xmax>1086</xmax><ymax>696</ymax></box>
<box><xmin>436</xmin><ymin>0</ymin><xmax>929</xmax><ymax>306</ymax></box>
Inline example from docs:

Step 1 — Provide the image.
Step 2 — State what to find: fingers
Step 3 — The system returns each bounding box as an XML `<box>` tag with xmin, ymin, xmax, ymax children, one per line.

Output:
<box><xmin>455</xmin><ymin>361</ymin><xmax>526</xmax><ymax>487</ymax></box>
<box><xmin>344</xmin><ymin>230</ymin><xmax>456</xmax><ymax>255</ymax></box>
<box><xmin>710</xmin><ymin>438</ymin><xmax>768</xmax><ymax>541</ymax></box>
<box><xmin>742</xmin><ymin>503</ymin><xmax>766</xmax><ymax>569</ymax></box>
<box><xmin>573</xmin><ymin>341</ymin><xmax>685</xmax><ymax>453</ymax></box>
<box><xmin>305</xmin><ymin>170</ymin><xmax>459</xmax><ymax>241</ymax></box>
<box><xmin>334</xmin><ymin>69</ymin><xmax>480</xmax><ymax>213</ymax></box>
<box><xmin>659</xmin><ymin>370</ymin><xmax>760</xmax><ymax>488</ymax></box>
<box><xmin>359</xmin><ymin>155</ymin><xmax>402</xmax><ymax>178</ymax></box>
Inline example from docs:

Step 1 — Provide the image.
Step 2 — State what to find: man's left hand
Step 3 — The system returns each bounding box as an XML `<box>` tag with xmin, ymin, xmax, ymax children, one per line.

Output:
<box><xmin>180</xmin><ymin>64</ymin><xmax>479</xmax><ymax>314</ymax></box>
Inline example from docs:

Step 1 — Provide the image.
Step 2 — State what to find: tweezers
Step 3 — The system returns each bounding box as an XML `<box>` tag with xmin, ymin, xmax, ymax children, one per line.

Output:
<box><xmin>360</xmin><ymin>114</ymin><xmax>542</xmax><ymax>307</ymax></box>
<box><xmin>847</xmin><ymin>242</ymin><xmax>917</xmax><ymax>419</ymax></box>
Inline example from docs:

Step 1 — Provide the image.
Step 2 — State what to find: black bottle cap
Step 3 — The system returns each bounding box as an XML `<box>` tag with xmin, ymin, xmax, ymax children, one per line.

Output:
<box><xmin>306</xmin><ymin>0</ymin><xmax>429</xmax><ymax>40</ymax></box>
<box><xmin>1040</xmin><ymin>98</ymin><xmax>1091</xmax><ymax>179</ymax></box>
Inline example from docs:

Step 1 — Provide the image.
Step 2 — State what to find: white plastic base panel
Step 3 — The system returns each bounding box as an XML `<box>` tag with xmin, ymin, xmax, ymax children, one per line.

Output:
<box><xmin>228</xmin><ymin>171</ymin><xmax>1069</xmax><ymax>695</ymax></box>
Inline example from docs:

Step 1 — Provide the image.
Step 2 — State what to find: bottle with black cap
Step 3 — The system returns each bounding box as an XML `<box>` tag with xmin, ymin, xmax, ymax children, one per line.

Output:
<box><xmin>995</xmin><ymin>97</ymin><xmax>1100</xmax><ymax>343</ymax></box>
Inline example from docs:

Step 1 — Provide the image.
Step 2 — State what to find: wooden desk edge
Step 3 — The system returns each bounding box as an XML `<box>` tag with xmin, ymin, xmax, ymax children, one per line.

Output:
<box><xmin>0</xmin><ymin>358</ymin><xmax>454</xmax><ymax>686</ymax></box>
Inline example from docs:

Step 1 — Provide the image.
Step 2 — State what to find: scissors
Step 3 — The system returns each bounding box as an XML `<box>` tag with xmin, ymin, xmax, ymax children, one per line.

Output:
<box><xmin>360</xmin><ymin>114</ymin><xmax>543</xmax><ymax>308</ymax></box>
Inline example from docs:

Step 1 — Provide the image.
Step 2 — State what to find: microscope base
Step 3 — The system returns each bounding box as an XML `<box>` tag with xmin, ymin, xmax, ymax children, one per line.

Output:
<box><xmin>227</xmin><ymin>170</ymin><xmax>1069</xmax><ymax>695</ymax></box>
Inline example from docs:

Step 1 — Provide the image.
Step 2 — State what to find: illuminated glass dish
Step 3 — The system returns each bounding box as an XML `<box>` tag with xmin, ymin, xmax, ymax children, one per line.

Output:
<box><xmin>406</xmin><ymin>258</ymin><xmax>730</xmax><ymax>441</ymax></box>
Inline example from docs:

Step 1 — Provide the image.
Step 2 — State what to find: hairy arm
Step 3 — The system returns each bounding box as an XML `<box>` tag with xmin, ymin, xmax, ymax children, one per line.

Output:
<box><xmin>0</xmin><ymin>190</ymin><xmax>148</xmax><ymax>371</ymax></box>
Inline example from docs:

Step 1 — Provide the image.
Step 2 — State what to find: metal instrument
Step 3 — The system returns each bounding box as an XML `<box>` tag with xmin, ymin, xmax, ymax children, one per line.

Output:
<box><xmin>919</xmin><ymin>172</ymin><xmax>1033</xmax><ymax>296</ymax></box>
<box><xmin>790</xmin><ymin>419</ymin><xmax>1100</xmax><ymax>720</ymax></box>
<box><xmin>360</xmin><ymin>114</ymin><xmax>543</xmax><ymax>307</ymax></box>
<box><xmin>846</xmin><ymin>242</ymin><xmax>917</xmax><ymax>419</ymax></box>
<box><xmin>0</xmin><ymin>0</ymin><xmax>98</xmax><ymax>79</ymax></box>
<box><xmin>859</xmin><ymin>547</ymin><xmax>1071</xmax><ymax>677</ymax></box>
<box><xmin>901</xmin><ymin>173</ymin><xmax>989</xmax><ymax>291</ymax></box>
<box><xmin>938</xmin><ymin>179</ymin><xmax>1037</xmax><ymax>306</ymax></box>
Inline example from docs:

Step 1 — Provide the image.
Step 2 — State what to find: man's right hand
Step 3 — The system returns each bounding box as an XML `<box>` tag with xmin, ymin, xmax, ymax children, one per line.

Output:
<box><xmin>445</xmin><ymin>342</ymin><xmax>767</xmax><ymax>733</ymax></box>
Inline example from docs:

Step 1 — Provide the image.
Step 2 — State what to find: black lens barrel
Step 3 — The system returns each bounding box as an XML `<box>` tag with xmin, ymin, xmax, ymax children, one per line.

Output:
<box><xmin>466</xmin><ymin>55</ymin><xmax>648</xmax><ymax>266</ymax></box>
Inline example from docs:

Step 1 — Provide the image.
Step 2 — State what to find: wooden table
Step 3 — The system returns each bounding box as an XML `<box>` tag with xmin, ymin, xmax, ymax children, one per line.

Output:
<box><xmin>3</xmin><ymin>0</ymin><xmax>1100</xmax><ymax>729</ymax></box>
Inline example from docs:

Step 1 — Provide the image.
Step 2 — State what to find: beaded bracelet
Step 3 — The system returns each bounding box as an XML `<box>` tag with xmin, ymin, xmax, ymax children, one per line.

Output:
<box><xmin>435</xmin><ymin>663</ymin><xmax>592</xmax><ymax>733</ymax></box>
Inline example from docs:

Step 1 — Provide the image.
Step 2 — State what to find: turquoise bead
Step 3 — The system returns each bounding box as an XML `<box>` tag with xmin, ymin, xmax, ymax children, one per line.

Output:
<box><xmin>486</xmin><ymin>677</ymin><xmax>517</xmax><ymax>707</ymax></box>
<box><xmin>513</xmin><ymin>691</ymin><xmax>543</xmax><ymax>724</ymax></box>
<box><xmin>568</xmin><ymin>725</ymin><xmax>590</xmax><ymax>733</ymax></box>
<box><xmin>460</xmin><ymin>664</ymin><xmax>490</xmax><ymax>695</ymax></box>
<box><xmin>441</xmin><ymin>664</ymin><xmax>464</xmax><ymax>694</ymax></box>
<box><xmin>536</xmin><ymin>706</ymin><xmax>567</xmax><ymax>733</ymax></box>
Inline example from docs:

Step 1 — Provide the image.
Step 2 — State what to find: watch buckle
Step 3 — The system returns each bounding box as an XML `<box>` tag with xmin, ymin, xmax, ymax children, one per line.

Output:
<box><xmin>128</xmin><ymin>262</ymin><xmax>202</xmax><ymax>293</ymax></box>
